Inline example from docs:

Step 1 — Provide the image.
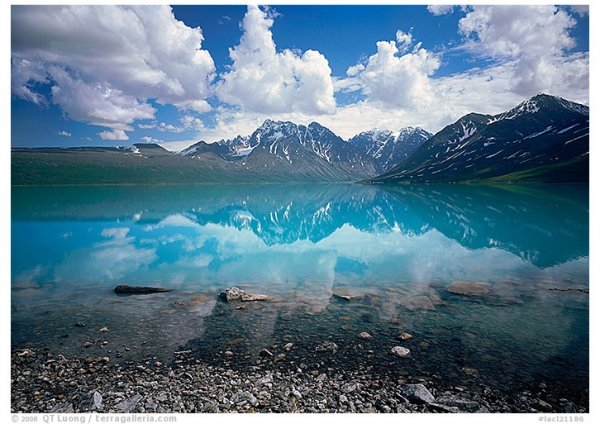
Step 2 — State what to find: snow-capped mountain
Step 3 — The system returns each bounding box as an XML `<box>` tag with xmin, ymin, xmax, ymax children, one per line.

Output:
<box><xmin>182</xmin><ymin>120</ymin><xmax>379</xmax><ymax>181</ymax></box>
<box><xmin>348</xmin><ymin>127</ymin><xmax>431</xmax><ymax>172</ymax></box>
<box><xmin>182</xmin><ymin>135</ymin><xmax>255</xmax><ymax>160</ymax></box>
<box><xmin>373</xmin><ymin>94</ymin><xmax>589</xmax><ymax>183</ymax></box>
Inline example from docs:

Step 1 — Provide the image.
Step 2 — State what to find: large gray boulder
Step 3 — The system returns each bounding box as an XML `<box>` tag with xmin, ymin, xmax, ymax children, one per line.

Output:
<box><xmin>401</xmin><ymin>383</ymin><xmax>435</xmax><ymax>404</ymax></box>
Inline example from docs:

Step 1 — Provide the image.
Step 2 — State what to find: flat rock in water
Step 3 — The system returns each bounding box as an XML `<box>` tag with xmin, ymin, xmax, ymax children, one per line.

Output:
<box><xmin>446</xmin><ymin>281</ymin><xmax>490</xmax><ymax>296</ymax></box>
<box><xmin>332</xmin><ymin>293</ymin><xmax>357</xmax><ymax>301</ymax></box>
<box><xmin>221</xmin><ymin>287</ymin><xmax>272</xmax><ymax>302</ymax></box>
<box><xmin>241</xmin><ymin>293</ymin><xmax>270</xmax><ymax>302</ymax></box>
<box><xmin>114</xmin><ymin>285</ymin><xmax>171</xmax><ymax>295</ymax></box>
<box><xmin>401</xmin><ymin>383</ymin><xmax>435</xmax><ymax>404</ymax></box>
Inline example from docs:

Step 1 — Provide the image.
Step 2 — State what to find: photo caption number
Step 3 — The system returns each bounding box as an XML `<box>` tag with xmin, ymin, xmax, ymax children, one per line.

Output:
<box><xmin>539</xmin><ymin>417</ymin><xmax>585</xmax><ymax>423</ymax></box>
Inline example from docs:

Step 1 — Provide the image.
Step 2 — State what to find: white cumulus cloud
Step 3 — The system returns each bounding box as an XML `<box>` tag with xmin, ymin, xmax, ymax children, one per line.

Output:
<box><xmin>427</xmin><ymin>5</ymin><xmax>454</xmax><ymax>16</ymax></box>
<box><xmin>57</xmin><ymin>130</ymin><xmax>71</xmax><ymax>137</ymax></box>
<box><xmin>459</xmin><ymin>5</ymin><xmax>588</xmax><ymax>98</ymax></box>
<box><xmin>342</xmin><ymin>34</ymin><xmax>441</xmax><ymax>110</ymax></box>
<box><xmin>395</xmin><ymin>30</ymin><xmax>414</xmax><ymax>51</ymax></box>
<box><xmin>216</xmin><ymin>5</ymin><xmax>336</xmax><ymax>115</ymax></box>
<box><xmin>99</xmin><ymin>129</ymin><xmax>129</xmax><ymax>141</ymax></box>
<box><xmin>141</xmin><ymin>136</ymin><xmax>162</xmax><ymax>143</ymax></box>
<box><xmin>11</xmin><ymin>5</ymin><xmax>215</xmax><ymax>138</ymax></box>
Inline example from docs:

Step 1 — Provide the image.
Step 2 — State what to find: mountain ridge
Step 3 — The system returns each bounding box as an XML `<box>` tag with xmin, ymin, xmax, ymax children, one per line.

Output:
<box><xmin>11</xmin><ymin>93</ymin><xmax>589</xmax><ymax>185</ymax></box>
<box><xmin>371</xmin><ymin>93</ymin><xmax>589</xmax><ymax>183</ymax></box>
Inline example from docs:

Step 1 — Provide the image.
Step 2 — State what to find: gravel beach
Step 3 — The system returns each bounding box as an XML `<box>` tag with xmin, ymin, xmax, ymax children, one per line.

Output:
<box><xmin>11</xmin><ymin>346</ymin><xmax>587</xmax><ymax>414</ymax></box>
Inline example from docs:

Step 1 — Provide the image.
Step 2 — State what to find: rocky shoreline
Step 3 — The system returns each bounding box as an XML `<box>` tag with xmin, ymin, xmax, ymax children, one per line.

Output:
<box><xmin>11</xmin><ymin>347</ymin><xmax>587</xmax><ymax>414</ymax></box>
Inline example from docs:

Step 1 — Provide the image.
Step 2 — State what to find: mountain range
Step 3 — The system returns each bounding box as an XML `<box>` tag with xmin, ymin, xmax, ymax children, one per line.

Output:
<box><xmin>11</xmin><ymin>93</ymin><xmax>589</xmax><ymax>185</ymax></box>
<box><xmin>182</xmin><ymin>122</ymin><xmax>431</xmax><ymax>176</ymax></box>
<box><xmin>372</xmin><ymin>94</ymin><xmax>589</xmax><ymax>183</ymax></box>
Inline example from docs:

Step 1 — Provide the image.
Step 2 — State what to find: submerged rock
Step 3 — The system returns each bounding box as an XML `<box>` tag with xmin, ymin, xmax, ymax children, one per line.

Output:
<box><xmin>16</xmin><ymin>349</ymin><xmax>35</xmax><ymax>357</ymax></box>
<box><xmin>220</xmin><ymin>287</ymin><xmax>245</xmax><ymax>302</ymax></box>
<box><xmin>549</xmin><ymin>287</ymin><xmax>589</xmax><ymax>294</ymax></box>
<box><xmin>316</xmin><ymin>341</ymin><xmax>339</xmax><ymax>353</ymax></box>
<box><xmin>358</xmin><ymin>332</ymin><xmax>373</xmax><ymax>340</ymax></box>
<box><xmin>391</xmin><ymin>346</ymin><xmax>410</xmax><ymax>358</ymax></box>
<box><xmin>241</xmin><ymin>294</ymin><xmax>271</xmax><ymax>302</ymax></box>
<box><xmin>401</xmin><ymin>383</ymin><xmax>435</xmax><ymax>404</ymax></box>
<box><xmin>220</xmin><ymin>287</ymin><xmax>272</xmax><ymax>302</ymax></box>
<box><xmin>398</xmin><ymin>295</ymin><xmax>435</xmax><ymax>311</ymax></box>
<box><xmin>259</xmin><ymin>349</ymin><xmax>274</xmax><ymax>358</ymax></box>
<box><xmin>114</xmin><ymin>285</ymin><xmax>171</xmax><ymax>295</ymax></box>
<box><xmin>398</xmin><ymin>332</ymin><xmax>413</xmax><ymax>341</ymax></box>
<box><xmin>461</xmin><ymin>367</ymin><xmax>479</xmax><ymax>377</ymax></box>
<box><xmin>332</xmin><ymin>293</ymin><xmax>358</xmax><ymax>301</ymax></box>
<box><xmin>446</xmin><ymin>281</ymin><xmax>490</xmax><ymax>296</ymax></box>
<box><xmin>190</xmin><ymin>294</ymin><xmax>210</xmax><ymax>304</ymax></box>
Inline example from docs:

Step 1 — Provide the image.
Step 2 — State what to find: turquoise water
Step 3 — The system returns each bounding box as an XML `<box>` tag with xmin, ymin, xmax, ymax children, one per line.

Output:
<box><xmin>11</xmin><ymin>184</ymin><xmax>588</xmax><ymax>399</ymax></box>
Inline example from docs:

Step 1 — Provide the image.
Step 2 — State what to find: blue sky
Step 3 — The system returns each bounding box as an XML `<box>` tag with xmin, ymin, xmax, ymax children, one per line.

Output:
<box><xmin>11</xmin><ymin>4</ymin><xmax>589</xmax><ymax>150</ymax></box>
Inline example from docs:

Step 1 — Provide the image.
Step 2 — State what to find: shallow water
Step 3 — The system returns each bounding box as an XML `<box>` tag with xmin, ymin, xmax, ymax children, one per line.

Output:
<box><xmin>11</xmin><ymin>183</ymin><xmax>589</xmax><ymax>399</ymax></box>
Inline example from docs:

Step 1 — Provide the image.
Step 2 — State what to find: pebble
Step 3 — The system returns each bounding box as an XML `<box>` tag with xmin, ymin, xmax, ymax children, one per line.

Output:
<box><xmin>115</xmin><ymin>394</ymin><xmax>143</xmax><ymax>412</ymax></box>
<box><xmin>315</xmin><ymin>341</ymin><xmax>338</xmax><ymax>353</ymax></box>
<box><xmin>10</xmin><ymin>345</ymin><xmax>583</xmax><ymax>414</ymax></box>
<box><xmin>358</xmin><ymin>332</ymin><xmax>373</xmax><ymax>340</ymax></box>
<box><xmin>398</xmin><ymin>332</ymin><xmax>413</xmax><ymax>341</ymax></box>
<box><xmin>259</xmin><ymin>349</ymin><xmax>274</xmax><ymax>358</ymax></box>
<box><xmin>391</xmin><ymin>346</ymin><xmax>410</xmax><ymax>357</ymax></box>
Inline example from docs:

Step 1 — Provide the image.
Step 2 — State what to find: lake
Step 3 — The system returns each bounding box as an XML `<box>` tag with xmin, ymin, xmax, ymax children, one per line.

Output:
<box><xmin>11</xmin><ymin>183</ymin><xmax>589</xmax><ymax>404</ymax></box>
